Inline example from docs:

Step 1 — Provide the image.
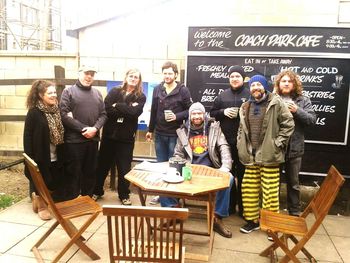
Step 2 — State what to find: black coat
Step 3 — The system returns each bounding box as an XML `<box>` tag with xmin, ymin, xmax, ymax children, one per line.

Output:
<box><xmin>210</xmin><ymin>85</ymin><xmax>250</xmax><ymax>145</ymax></box>
<box><xmin>23</xmin><ymin>107</ymin><xmax>64</xmax><ymax>185</ymax></box>
<box><xmin>102</xmin><ymin>87</ymin><xmax>146</xmax><ymax>143</ymax></box>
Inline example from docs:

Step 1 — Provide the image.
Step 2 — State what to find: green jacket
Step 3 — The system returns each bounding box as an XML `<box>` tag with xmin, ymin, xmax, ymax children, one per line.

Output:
<box><xmin>237</xmin><ymin>93</ymin><xmax>295</xmax><ymax>166</ymax></box>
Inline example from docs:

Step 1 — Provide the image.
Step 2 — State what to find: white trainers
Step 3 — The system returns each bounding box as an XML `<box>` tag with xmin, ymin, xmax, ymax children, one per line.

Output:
<box><xmin>121</xmin><ymin>198</ymin><xmax>132</xmax><ymax>206</ymax></box>
<box><xmin>92</xmin><ymin>194</ymin><xmax>101</xmax><ymax>201</ymax></box>
<box><xmin>149</xmin><ymin>196</ymin><xmax>160</xmax><ymax>205</ymax></box>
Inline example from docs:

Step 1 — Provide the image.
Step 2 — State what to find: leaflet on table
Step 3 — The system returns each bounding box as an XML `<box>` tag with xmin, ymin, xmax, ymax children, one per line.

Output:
<box><xmin>133</xmin><ymin>161</ymin><xmax>168</xmax><ymax>173</ymax></box>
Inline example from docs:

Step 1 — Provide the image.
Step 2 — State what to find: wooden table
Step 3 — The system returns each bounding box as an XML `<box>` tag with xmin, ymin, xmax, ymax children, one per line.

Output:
<box><xmin>125</xmin><ymin>163</ymin><xmax>231</xmax><ymax>261</ymax></box>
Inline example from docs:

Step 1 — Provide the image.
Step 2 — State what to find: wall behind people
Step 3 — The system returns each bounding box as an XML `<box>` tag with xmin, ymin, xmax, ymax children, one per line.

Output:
<box><xmin>0</xmin><ymin>54</ymin><xmax>78</xmax><ymax>152</ymax></box>
<box><xmin>69</xmin><ymin>0</ymin><xmax>347</xmax><ymax>80</ymax></box>
<box><xmin>1</xmin><ymin>0</ymin><xmax>349</xmax><ymax>154</ymax></box>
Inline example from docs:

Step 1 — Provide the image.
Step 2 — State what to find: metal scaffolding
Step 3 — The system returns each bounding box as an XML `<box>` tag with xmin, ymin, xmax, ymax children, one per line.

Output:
<box><xmin>0</xmin><ymin>0</ymin><xmax>62</xmax><ymax>50</ymax></box>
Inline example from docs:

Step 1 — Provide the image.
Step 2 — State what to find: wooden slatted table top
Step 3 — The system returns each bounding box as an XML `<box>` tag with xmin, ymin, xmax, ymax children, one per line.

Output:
<box><xmin>125</xmin><ymin>163</ymin><xmax>231</xmax><ymax>196</ymax></box>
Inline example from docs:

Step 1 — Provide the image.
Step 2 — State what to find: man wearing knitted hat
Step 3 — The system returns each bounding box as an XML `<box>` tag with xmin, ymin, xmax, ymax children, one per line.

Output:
<box><xmin>161</xmin><ymin>102</ymin><xmax>234</xmax><ymax>238</ymax></box>
<box><xmin>210</xmin><ymin>65</ymin><xmax>250</xmax><ymax>217</ymax></box>
<box><xmin>237</xmin><ymin>75</ymin><xmax>294</xmax><ymax>236</ymax></box>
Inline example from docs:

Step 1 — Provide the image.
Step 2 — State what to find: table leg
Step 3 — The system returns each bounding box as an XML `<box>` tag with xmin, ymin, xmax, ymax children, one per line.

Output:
<box><xmin>208</xmin><ymin>192</ymin><xmax>216</xmax><ymax>255</ymax></box>
<box><xmin>137</xmin><ymin>187</ymin><xmax>147</xmax><ymax>206</ymax></box>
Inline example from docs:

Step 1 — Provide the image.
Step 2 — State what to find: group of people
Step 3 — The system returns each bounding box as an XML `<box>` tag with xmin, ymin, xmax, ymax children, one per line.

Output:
<box><xmin>23</xmin><ymin>61</ymin><xmax>316</xmax><ymax>241</ymax></box>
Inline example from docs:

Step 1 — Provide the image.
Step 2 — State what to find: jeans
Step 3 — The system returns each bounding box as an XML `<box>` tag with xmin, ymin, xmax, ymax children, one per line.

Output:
<box><xmin>160</xmin><ymin>173</ymin><xmax>234</xmax><ymax>218</ymax></box>
<box><xmin>154</xmin><ymin>133</ymin><xmax>177</xmax><ymax>162</ymax></box>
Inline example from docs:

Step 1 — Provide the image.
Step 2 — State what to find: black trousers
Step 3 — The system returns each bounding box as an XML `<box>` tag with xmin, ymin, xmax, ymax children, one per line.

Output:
<box><xmin>94</xmin><ymin>137</ymin><xmax>134</xmax><ymax>200</ymax></box>
<box><xmin>229</xmin><ymin>144</ymin><xmax>245</xmax><ymax>216</ymax></box>
<box><xmin>64</xmin><ymin>141</ymin><xmax>98</xmax><ymax>199</ymax></box>
<box><xmin>283</xmin><ymin>156</ymin><xmax>302</xmax><ymax>215</ymax></box>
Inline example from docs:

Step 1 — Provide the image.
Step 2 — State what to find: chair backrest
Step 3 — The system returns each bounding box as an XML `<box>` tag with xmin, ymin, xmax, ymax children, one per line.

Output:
<box><xmin>23</xmin><ymin>153</ymin><xmax>61</xmax><ymax>219</ymax></box>
<box><xmin>103</xmin><ymin>205</ymin><xmax>189</xmax><ymax>263</ymax></box>
<box><xmin>302</xmin><ymin>165</ymin><xmax>345</xmax><ymax>229</ymax></box>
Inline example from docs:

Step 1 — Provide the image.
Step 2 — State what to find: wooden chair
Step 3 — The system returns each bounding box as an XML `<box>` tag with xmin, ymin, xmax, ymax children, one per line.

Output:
<box><xmin>23</xmin><ymin>153</ymin><xmax>102</xmax><ymax>263</ymax></box>
<box><xmin>103</xmin><ymin>205</ymin><xmax>189</xmax><ymax>263</ymax></box>
<box><xmin>259</xmin><ymin>165</ymin><xmax>345</xmax><ymax>263</ymax></box>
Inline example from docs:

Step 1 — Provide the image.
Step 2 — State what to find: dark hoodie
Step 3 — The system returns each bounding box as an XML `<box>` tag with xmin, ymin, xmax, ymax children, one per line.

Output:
<box><xmin>148</xmin><ymin>81</ymin><xmax>192</xmax><ymax>136</ymax></box>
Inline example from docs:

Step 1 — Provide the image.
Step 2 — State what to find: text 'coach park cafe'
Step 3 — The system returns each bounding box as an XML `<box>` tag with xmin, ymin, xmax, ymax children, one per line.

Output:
<box><xmin>187</xmin><ymin>26</ymin><xmax>350</xmax><ymax>178</ymax></box>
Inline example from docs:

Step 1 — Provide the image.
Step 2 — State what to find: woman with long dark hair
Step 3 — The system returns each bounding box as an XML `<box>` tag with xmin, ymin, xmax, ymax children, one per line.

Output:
<box><xmin>23</xmin><ymin>80</ymin><xmax>64</xmax><ymax>220</ymax></box>
<box><xmin>93</xmin><ymin>69</ymin><xmax>146</xmax><ymax>205</ymax></box>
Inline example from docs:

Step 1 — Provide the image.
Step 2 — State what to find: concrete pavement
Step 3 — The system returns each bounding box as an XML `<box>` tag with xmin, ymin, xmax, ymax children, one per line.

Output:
<box><xmin>1</xmin><ymin>190</ymin><xmax>349</xmax><ymax>263</ymax></box>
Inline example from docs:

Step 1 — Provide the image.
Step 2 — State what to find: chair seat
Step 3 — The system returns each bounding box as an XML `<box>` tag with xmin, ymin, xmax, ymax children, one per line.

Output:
<box><xmin>260</xmin><ymin>209</ymin><xmax>308</xmax><ymax>236</ymax></box>
<box><xmin>55</xmin><ymin>196</ymin><xmax>102</xmax><ymax>219</ymax></box>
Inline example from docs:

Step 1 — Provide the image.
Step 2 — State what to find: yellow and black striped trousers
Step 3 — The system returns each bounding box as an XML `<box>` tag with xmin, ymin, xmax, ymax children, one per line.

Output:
<box><xmin>242</xmin><ymin>165</ymin><xmax>280</xmax><ymax>221</ymax></box>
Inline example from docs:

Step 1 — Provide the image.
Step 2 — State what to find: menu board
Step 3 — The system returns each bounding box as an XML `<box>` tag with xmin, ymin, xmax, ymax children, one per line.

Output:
<box><xmin>187</xmin><ymin>55</ymin><xmax>350</xmax><ymax>145</ymax></box>
<box><xmin>186</xmin><ymin>26</ymin><xmax>350</xmax><ymax>176</ymax></box>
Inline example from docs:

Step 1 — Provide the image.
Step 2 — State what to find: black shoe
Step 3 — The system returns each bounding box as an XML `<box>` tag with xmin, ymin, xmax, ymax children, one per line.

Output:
<box><xmin>289</xmin><ymin>212</ymin><xmax>300</xmax><ymax>217</ymax></box>
<box><xmin>159</xmin><ymin>219</ymin><xmax>180</xmax><ymax>228</ymax></box>
<box><xmin>240</xmin><ymin>221</ymin><xmax>260</xmax><ymax>234</ymax></box>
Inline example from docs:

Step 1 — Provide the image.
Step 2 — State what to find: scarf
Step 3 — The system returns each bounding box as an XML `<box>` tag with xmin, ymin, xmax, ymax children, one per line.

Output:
<box><xmin>36</xmin><ymin>101</ymin><xmax>64</xmax><ymax>146</ymax></box>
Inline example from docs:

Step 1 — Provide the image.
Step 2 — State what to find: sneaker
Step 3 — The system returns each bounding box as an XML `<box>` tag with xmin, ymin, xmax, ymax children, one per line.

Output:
<box><xmin>267</xmin><ymin>233</ymin><xmax>274</xmax><ymax>241</ymax></box>
<box><xmin>240</xmin><ymin>221</ymin><xmax>260</xmax><ymax>234</ymax></box>
<box><xmin>149</xmin><ymin>196</ymin><xmax>160</xmax><ymax>205</ymax></box>
<box><xmin>92</xmin><ymin>194</ymin><xmax>102</xmax><ymax>201</ymax></box>
<box><xmin>121</xmin><ymin>198</ymin><xmax>132</xmax><ymax>206</ymax></box>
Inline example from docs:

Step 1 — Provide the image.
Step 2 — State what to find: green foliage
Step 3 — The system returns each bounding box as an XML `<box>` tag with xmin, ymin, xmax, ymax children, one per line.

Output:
<box><xmin>0</xmin><ymin>194</ymin><xmax>18</xmax><ymax>210</ymax></box>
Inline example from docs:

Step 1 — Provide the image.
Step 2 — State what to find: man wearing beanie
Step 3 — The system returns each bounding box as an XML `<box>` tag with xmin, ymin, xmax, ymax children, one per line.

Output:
<box><xmin>161</xmin><ymin>102</ymin><xmax>234</xmax><ymax>238</ymax></box>
<box><xmin>210</xmin><ymin>65</ymin><xmax>250</xmax><ymax>217</ymax></box>
<box><xmin>237</xmin><ymin>75</ymin><xmax>294</xmax><ymax>236</ymax></box>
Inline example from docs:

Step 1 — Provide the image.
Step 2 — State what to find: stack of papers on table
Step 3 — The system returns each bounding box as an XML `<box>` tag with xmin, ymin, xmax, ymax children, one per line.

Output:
<box><xmin>133</xmin><ymin>161</ymin><xmax>168</xmax><ymax>174</ymax></box>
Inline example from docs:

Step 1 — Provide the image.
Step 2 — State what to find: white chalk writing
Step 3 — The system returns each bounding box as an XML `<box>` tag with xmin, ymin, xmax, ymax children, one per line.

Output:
<box><xmin>234</xmin><ymin>34</ymin><xmax>323</xmax><ymax>48</ymax></box>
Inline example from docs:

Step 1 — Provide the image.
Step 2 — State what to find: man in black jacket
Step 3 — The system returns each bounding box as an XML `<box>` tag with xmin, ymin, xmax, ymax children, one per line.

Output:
<box><xmin>93</xmin><ymin>69</ymin><xmax>146</xmax><ymax>205</ymax></box>
<box><xmin>210</xmin><ymin>65</ymin><xmax>250</xmax><ymax>216</ymax></box>
<box><xmin>274</xmin><ymin>70</ymin><xmax>316</xmax><ymax>216</ymax></box>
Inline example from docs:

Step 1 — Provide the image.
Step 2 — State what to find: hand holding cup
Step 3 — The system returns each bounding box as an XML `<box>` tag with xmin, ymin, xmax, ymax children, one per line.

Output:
<box><xmin>224</xmin><ymin>107</ymin><xmax>239</xmax><ymax>119</ymax></box>
<box><xmin>164</xmin><ymin>110</ymin><xmax>176</xmax><ymax>122</ymax></box>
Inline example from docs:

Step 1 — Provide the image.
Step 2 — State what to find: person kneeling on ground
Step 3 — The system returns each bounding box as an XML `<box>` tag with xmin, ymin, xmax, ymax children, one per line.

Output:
<box><xmin>159</xmin><ymin>102</ymin><xmax>234</xmax><ymax>238</ymax></box>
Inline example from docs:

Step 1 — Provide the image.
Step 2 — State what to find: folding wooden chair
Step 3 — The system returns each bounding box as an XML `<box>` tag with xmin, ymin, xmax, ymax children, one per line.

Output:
<box><xmin>103</xmin><ymin>205</ymin><xmax>189</xmax><ymax>263</ymax></box>
<box><xmin>259</xmin><ymin>165</ymin><xmax>345</xmax><ymax>263</ymax></box>
<box><xmin>23</xmin><ymin>153</ymin><xmax>102</xmax><ymax>263</ymax></box>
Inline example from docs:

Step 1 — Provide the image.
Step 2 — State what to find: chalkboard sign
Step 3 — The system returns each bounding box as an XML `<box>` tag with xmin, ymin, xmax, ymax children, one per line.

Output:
<box><xmin>186</xmin><ymin>26</ymin><xmax>350</xmax><ymax>176</ymax></box>
<box><xmin>186</xmin><ymin>55</ymin><xmax>350</xmax><ymax>145</ymax></box>
<box><xmin>188</xmin><ymin>26</ymin><xmax>350</xmax><ymax>53</ymax></box>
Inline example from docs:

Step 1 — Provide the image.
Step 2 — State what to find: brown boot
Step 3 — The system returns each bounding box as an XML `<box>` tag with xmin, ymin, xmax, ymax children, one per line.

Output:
<box><xmin>213</xmin><ymin>217</ymin><xmax>232</xmax><ymax>238</ymax></box>
<box><xmin>34</xmin><ymin>194</ymin><xmax>52</xmax><ymax>221</ymax></box>
<box><xmin>31</xmin><ymin>192</ymin><xmax>38</xmax><ymax>213</ymax></box>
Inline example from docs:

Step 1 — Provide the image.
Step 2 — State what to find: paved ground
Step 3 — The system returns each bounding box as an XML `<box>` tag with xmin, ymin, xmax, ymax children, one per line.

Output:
<box><xmin>0</xmin><ymin>190</ymin><xmax>350</xmax><ymax>263</ymax></box>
